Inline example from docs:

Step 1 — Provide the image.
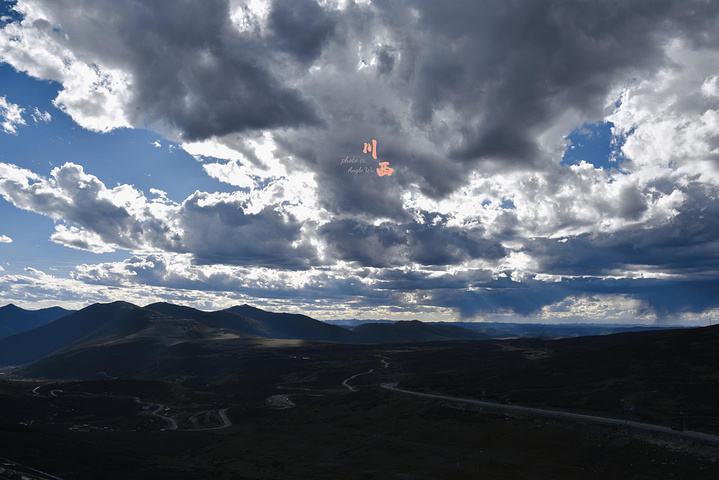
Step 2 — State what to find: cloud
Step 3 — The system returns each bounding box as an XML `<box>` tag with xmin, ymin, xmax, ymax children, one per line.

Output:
<box><xmin>0</xmin><ymin>0</ymin><xmax>320</xmax><ymax>139</ymax></box>
<box><xmin>2</xmin><ymin>1</ymin><xmax>719</xmax><ymax>321</ymax></box>
<box><xmin>2</xmin><ymin>261</ymin><xmax>717</xmax><ymax>323</ymax></box>
<box><xmin>30</xmin><ymin>107</ymin><xmax>51</xmax><ymax>123</ymax></box>
<box><xmin>0</xmin><ymin>161</ymin><xmax>174</xmax><ymax>252</ymax></box>
<box><xmin>0</xmin><ymin>96</ymin><xmax>26</xmax><ymax>134</ymax></box>
<box><xmin>0</xmin><ymin>161</ymin><xmax>320</xmax><ymax>268</ymax></box>
<box><xmin>49</xmin><ymin>225</ymin><xmax>115</xmax><ymax>253</ymax></box>
<box><xmin>319</xmin><ymin>218</ymin><xmax>505</xmax><ymax>268</ymax></box>
<box><xmin>0</xmin><ymin>235</ymin><xmax>12</xmax><ymax>243</ymax></box>
<box><xmin>3</xmin><ymin>0</ymin><xmax>718</xmax><ymax>204</ymax></box>
<box><xmin>65</xmin><ymin>251</ymin><xmax>719</xmax><ymax>322</ymax></box>
<box><xmin>268</xmin><ymin>0</ymin><xmax>336</xmax><ymax>64</ymax></box>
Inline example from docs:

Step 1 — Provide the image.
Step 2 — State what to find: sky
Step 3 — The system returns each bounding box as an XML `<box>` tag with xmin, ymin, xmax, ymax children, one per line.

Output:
<box><xmin>1</xmin><ymin>0</ymin><xmax>719</xmax><ymax>325</ymax></box>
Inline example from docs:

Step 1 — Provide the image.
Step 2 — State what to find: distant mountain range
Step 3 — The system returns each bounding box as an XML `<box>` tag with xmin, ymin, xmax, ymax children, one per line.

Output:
<box><xmin>351</xmin><ymin>320</ymin><xmax>484</xmax><ymax>343</ymax></box>
<box><xmin>0</xmin><ymin>304</ymin><xmax>74</xmax><ymax>340</ymax></box>
<box><xmin>0</xmin><ymin>302</ymin><xmax>489</xmax><ymax>376</ymax></box>
<box><xmin>0</xmin><ymin>301</ymin><xmax>689</xmax><ymax>381</ymax></box>
<box><xmin>327</xmin><ymin>319</ymin><xmax>686</xmax><ymax>339</ymax></box>
<box><xmin>0</xmin><ymin>302</ymin><xmax>490</xmax><ymax>357</ymax></box>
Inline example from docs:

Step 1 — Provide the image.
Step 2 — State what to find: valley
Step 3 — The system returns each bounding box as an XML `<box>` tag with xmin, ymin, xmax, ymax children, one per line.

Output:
<box><xmin>0</xmin><ymin>302</ymin><xmax>717</xmax><ymax>479</ymax></box>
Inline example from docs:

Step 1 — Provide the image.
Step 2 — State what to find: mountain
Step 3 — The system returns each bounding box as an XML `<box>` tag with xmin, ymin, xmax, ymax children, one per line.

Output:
<box><xmin>0</xmin><ymin>301</ymin><xmax>498</xmax><ymax>380</ymax></box>
<box><xmin>7</xmin><ymin>301</ymin><xmax>490</xmax><ymax>374</ymax></box>
<box><xmin>326</xmin><ymin>319</ymin><xmax>685</xmax><ymax>339</ymax></box>
<box><xmin>144</xmin><ymin>302</ymin><xmax>271</xmax><ymax>337</ymax></box>
<box><xmin>350</xmin><ymin>320</ymin><xmax>487</xmax><ymax>343</ymax></box>
<box><xmin>449</xmin><ymin>321</ymin><xmax>686</xmax><ymax>339</ymax></box>
<box><xmin>0</xmin><ymin>304</ymin><xmax>73</xmax><ymax>340</ymax></box>
<box><xmin>0</xmin><ymin>302</ymin><xmax>150</xmax><ymax>366</ymax></box>
<box><xmin>0</xmin><ymin>301</ymin><xmax>245</xmax><ymax>368</ymax></box>
<box><xmin>145</xmin><ymin>302</ymin><xmax>361</xmax><ymax>342</ymax></box>
<box><xmin>1</xmin><ymin>300</ymin><xmax>715</xmax><ymax>386</ymax></box>
<box><xmin>398</xmin><ymin>322</ymin><xmax>719</xmax><ymax>431</ymax></box>
<box><xmin>222</xmin><ymin>304</ymin><xmax>360</xmax><ymax>342</ymax></box>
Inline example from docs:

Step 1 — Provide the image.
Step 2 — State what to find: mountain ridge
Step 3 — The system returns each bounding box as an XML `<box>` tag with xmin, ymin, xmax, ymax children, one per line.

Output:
<box><xmin>0</xmin><ymin>302</ymin><xmax>488</xmax><ymax>375</ymax></box>
<box><xmin>0</xmin><ymin>303</ymin><xmax>74</xmax><ymax>340</ymax></box>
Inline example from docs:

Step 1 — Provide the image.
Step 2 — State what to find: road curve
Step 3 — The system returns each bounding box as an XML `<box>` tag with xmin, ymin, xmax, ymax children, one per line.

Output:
<box><xmin>381</xmin><ymin>383</ymin><xmax>719</xmax><ymax>444</ymax></box>
<box><xmin>133</xmin><ymin>396</ymin><xmax>177</xmax><ymax>430</ymax></box>
<box><xmin>187</xmin><ymin>408</ymin><xmax>232</xmax><ymax>431</ymax></box>
<box><xmin>0</xmin><ymin>456</ymin><xmax>65</xmax><ymax>480</ymax></box>
<box><xmin>342</xmin><ymin>369</ymin><xmax>375</xmax><ymax>392</ymax></box>
<box><xmin>150</xmin><ymin>404</ymin><xmax>178</xmax><ymax>430</ymax></box>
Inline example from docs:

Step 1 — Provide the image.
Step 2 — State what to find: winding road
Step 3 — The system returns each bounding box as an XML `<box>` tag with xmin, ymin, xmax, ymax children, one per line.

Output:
<box><xmin>188</xmin><ymin>408</ymin><xmax>232</xmax><ymax>431</ymax></box>
<box><xmin>342</xmin><ymin>368</ymin><xmax>375</xmax><ymax>392</ymax></box>
<box><xmin>0</xmin><ymin>456</ymin><xmax>65</xmax><ymax>480</ymax></box>
<box><xmin>132</xmin><ymin>396</ymin><xmax>177</xmax><ymax>430</ymax></box>
<box><xmin>29</xmin><ymin>385</ymin><xmax>233</xmax><ymax>432</ymax></box>
<box><xmin>206</xmin><ymin>408</ymin><xmax>232</xmax><ymax>430</ymax></box>
<box><xmin>150</xmin><ymin>404</ymin><xmax>178</xmax><ymax>430</ymax></box>
<box><xmin>381</xmin><ymin>383</ymin><xmax>719</xmax><ymax>444</ymax></box>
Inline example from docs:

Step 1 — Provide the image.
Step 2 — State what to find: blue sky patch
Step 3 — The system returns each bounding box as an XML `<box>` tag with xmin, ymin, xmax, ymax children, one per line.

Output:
<box><xmin>0</xmin><ymin>65</ymin><xmax>236</xmax><ymax>276</ymax></box>
<box><xmin>561</xmin><ymin>121</ymin><xmax>624</xmax><ymax>170</ymax></box>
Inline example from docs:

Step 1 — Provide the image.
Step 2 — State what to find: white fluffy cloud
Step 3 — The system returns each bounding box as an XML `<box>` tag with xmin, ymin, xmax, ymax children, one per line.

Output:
<box><xmin>0</xmin><ymin>235</ymin><xmax>12</xmax><ymax>243</ymax></box>
<box><xmin>0</xmin><ymin>161</ymin><xmax>320</xmax><ymax>267</ymax></box>
<box><xmin>0</xmin><ymin>3</ymin><xmax>132</xmax><ymax>132</ymax></box>
<box><xmin>0</xmin><ymin>161</ymin><xmax>177</xmax><ymax>252</ymax></box>
<box><xmin>2</xmin><ymin>1</ymin><xmax>719</xmax><ymax>320</ymax></box>
<box><xmin>0</xmin><ymin>96</ymin><xmax>26</xmax><ymax>134</ymax></box>
<box><xmin>30</xmin><ymin>107</ymin><xmax>51</xmax><ymax>123</ymax></box>
<box><xmin>609</xmin><ymin>40</ymin><xmax>719</xmax><ymax>186</ymax></box>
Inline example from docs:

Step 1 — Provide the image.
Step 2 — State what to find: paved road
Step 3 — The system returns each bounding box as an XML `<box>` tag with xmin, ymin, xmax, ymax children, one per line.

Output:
<box><xmin>28</xmin><ymin>385</ymin><xmax>236</xmax><ymax>433</ymax></box>
<box><xmin>0</xmin><ymin>456</ymin><xmax>64</xmax><ymax>480</ymax></box>
<box><xmin>187</xmin><ymin>408</ymin><xmax>232</xmax><ymax>431</ymax></box>
<box><xmin>150</xmin><ymin>404</ymin><xmax>178</xmax><ymax>430</ymax></box>
<box><xmin>342</xmin><ymin>368</ymin><xmax>375</xmax><ymax>392</ymax></box>
<box><xmin>29</xmin><ymin>386</ymin><xmax>232</xmax><ymax>432</ymax></box>
<box><xmin>132</xmin><ymin>396</ymin><xmax>177</xmax><ymax>430</ymax></box>
<box><xmin>267</xmin><ymin>394</ymin><xmax>295</xmax><ymax>409</ymax></box>
<box><xmin>381</xmin><ymin>383</ymin><xmax>719</xmax><ymax>444</ymax></box>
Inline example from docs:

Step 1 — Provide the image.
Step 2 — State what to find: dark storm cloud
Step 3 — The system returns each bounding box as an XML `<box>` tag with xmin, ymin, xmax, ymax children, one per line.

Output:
<box><xmin>259</xmin><ymin>0</ymin><xmax>719</xmax><ymax>232</ymax></box>
<box><xmin>5</xmin><ymin>0</ymin><xmax>719</xmax><ymax>321</ymax></box>
<box><xmin>529</xmin><ymin>183</ymin><xmax>719</xmax><ymax>279</ymax></box>
<box><xmin>568</xmin><ymin>277</ymin><xmax>719</xmax><ymax>318</ymax></box>
<box><xmin>407</xmin><ymin>223</ymin><xmax>506</xmax><ymax>266</ymax></box>
<box><xmin>0</xmin><ymin>162</ymin><xmax>320</xmax><ymax>268</ymax></box>
<box><xmin>374</xmin><ymin>45</ymin><xmax>395</xmax><ymax>76</ymax></box>
<box><xmin>367</xmin><ymin>266</ymin><xmax>571</xmax><ymax>318</ymax></box>
<box><xmin>269</xmin><ymin>0</ymin><xmax>337</xmax><ymax>64</ymax></box>
<box><xmin>31</xmin><ymin>0</ymin><xmax>320</xmax><ymax>140</ymax></box>
<box><xmin>433</xmin><ymin>283</ymin><xmax>570</xmax><ymax>318</ymax></box>
<box><xmin>319</xmin><ymin>219</ymin><xmax>505</xmax><ymax>267</ymax></box>
<box><xmin>11</xmin><ymin>0</ymin><xmax>719</xmax><ymax>177</ymax></box>
<box><xmin>438</xmin><ymin>277</ymin><xmax>719</xmax><ymax>319</ymax></box>
<box><xmin>618</xmin><ymin>184</ymin><xmax>648</xmax><ymax>220</ymax></box>
<box><xmin>20</xmin><ymin>0</ymin><xmax>719</xmax><ymax>199</ymax></box>
<box><xmin>271</xmin><ymin>128</ymin><xmax>413</xmax><ymax>219</ymax></box>
<box><xmin>320</xmin><ymin>219</ymin><xmax>407</xmax><ymax>267</ymax></box>
<box><xmin>179</xmin><ymin>191</ymin><xmax>319</xmax><ymax>268</ymax></box>
<box><xmin>393</xmin><ymin>0</ymin><xmax>719</xmax><ymax>167</ymax></box>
